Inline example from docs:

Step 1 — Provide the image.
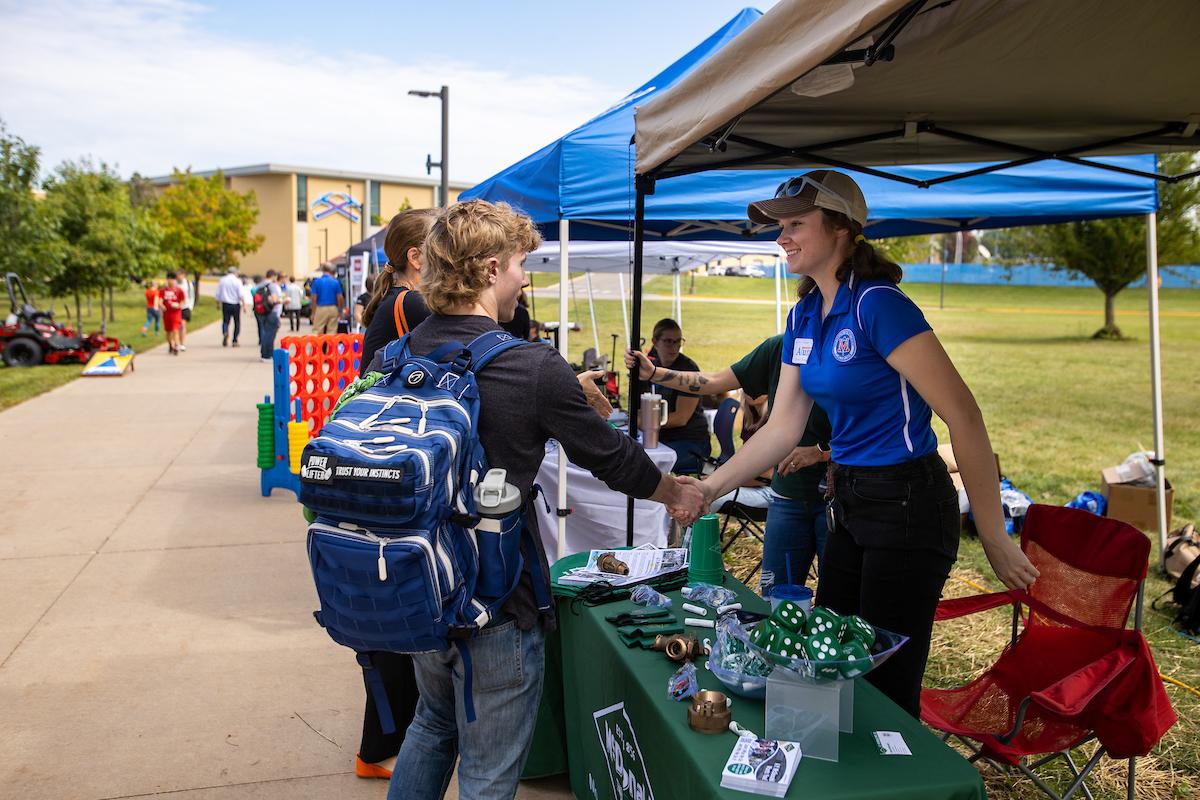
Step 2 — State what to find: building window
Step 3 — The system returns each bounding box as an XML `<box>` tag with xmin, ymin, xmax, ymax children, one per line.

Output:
<box><xmin>297</xmin><ymin>175</ymin><xmax>308</xmax><ymax>222</ymax></box>
<box><xmin>370</xmin><ymin>181</ymin><xmax>381</xmax><ymax>226</ymax></box>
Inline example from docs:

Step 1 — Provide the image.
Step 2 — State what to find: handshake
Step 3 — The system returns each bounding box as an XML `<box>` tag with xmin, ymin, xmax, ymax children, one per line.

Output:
<box><xmin>664</xmin><ymin>475</ymin><xmax>714</xmax><ymax>527</ymax></box>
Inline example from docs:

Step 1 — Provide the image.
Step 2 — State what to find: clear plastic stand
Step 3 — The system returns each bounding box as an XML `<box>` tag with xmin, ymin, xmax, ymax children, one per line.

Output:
<box><xmin>764</xmin><ymin>672</ymin><xmax>854</xmax><ymax>762</ymax></box>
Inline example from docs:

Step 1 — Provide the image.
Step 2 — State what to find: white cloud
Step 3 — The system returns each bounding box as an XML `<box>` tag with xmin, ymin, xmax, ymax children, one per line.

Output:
<box><xmin>0</xmin><ymin>0</ymin><xmax>620</xmax><ymax>184</ymax></box>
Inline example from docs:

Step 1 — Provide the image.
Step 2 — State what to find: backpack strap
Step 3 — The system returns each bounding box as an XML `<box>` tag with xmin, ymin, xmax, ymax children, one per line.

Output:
<box><xmin>379</xmin><ymin>334</ymin><xmax>413</xmax><ymax>374</ymax></box>
<box><xmin>466</xmin><ymin>330</ymin><xmax>529</xmax><ymax>373</ymax></box>
<box><xmin>356</xmin><ymin>652</ymin><xmax>397</xmax><ymax>735</ymax></box>
<box><xmin>392</xmin><ymin>288</ymin><xmax>411</xmax><ymax>335</ymax></box>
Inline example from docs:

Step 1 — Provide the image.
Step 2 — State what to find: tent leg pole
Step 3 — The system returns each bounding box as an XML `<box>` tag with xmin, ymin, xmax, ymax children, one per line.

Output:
<box><xmin>675</xmin><ymin>271</ymin><xmax>682</xmax><ymax>335</ymax></box>
<box><xmin>585</xmin><ymin>270</ymin><xmax>599</xmax><ymax>356</ymax></box>
<box><xmin>628</xmin><ymin>179</ymin><xmax>650</xmax><ymax>548</ymax></box>
<box><xmin>618</xmin><ymin>272</ymin><xmax>630</xmax><ymax>350</ymax></box>
<box><xmin>558</xmin><ymin>220</ymin><xmax>570</xmax><ymax>561</ymax></box>
<box><xmin>775</xmin><ymin>256</ymin><xmax>783</xmax><ymax>333</ymax></box>
<box><xmin>1146</xmin><ymin>212</ymin><xmax>1168</xmax><ymax>574</ymax></box>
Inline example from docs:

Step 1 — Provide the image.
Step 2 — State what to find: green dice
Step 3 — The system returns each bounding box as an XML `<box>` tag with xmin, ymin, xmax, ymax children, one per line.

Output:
<box><xmin>768</xmin><ymin>629</ymin><xmax>805</xmax><ymax>660</ymax></box>
<box><xmin>750</xmin><ymin>620</ymin><xmax>781</xmax><ymax>649</ymax></box>
<box><xmin>770</xmin><ymin>601</ymin><xmax>807</xmax><ymax>633</ymax></box>
<box><xmin>805</xmin><ymin>607</ymin><xmax>843</xmax><ymax>637</ymax></box>
<box><xmin>802</xmin><ymin>633</ymin><xmax>844</xmax><ymax>679</ymax></box>
<box><xmin>840</xmin><ymin>615</ymin><xmax>876</xmax><ymax>648</ymax></box>
<box><xmin>838</xmin><ymin>638</ymin><xmax>872</xmax><ymax>679</ymax></box>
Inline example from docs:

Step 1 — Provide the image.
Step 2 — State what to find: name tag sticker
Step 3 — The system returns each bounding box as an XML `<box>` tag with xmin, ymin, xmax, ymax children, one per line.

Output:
<box><xmin>792</xmin><ymin>338</ymin><xmax>814</xmax><ymax>364</ymax></box>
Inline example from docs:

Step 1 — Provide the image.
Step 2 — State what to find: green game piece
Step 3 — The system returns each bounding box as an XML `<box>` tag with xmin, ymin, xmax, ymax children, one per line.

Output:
<box><xmin>840</xmin><ymin>614</ymin><xmax>876</xmax><ymax>648</ymax></box>
<box><xmin>805</xmin><ymin>607</ymin><xmax>843</xmax><ymax>637</ymax></box>
<box><xmin>750</xmin><ymin>620</ymin><xmax>781</xmax><ymax>649</ymax></box>
<box><xmin>838</xmin><ymin>638</ymin><xmax>872</xmax><ymax>679</ymax></box>
<box><xmin>802</xmin><ymin>632</ymin><xmax>844</xmax><ymax>680</ymax></box>
<box><xmin>769</xmin><ymin>601</ymin><xmax>807</xmax><ymax>633</ymax></box>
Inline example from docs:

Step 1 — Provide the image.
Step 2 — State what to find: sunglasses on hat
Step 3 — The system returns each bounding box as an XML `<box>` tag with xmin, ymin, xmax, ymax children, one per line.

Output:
<box><xmin>773</xmin><ymin>175</ymin><xmax>855</xmax><ymax>220</ymax></box>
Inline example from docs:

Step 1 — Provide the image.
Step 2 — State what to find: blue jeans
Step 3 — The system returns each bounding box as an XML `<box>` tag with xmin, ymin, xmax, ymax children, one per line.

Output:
<box><xmin>388</xmin><ymin>620</ymin><xmax>546</xmax><ymax>800</ymax></box>
<box><xmin>221</xmin><ymin>302</ymin><xmax>241</xmax><ymax>342</ymax></box>
<box><xmin>259</xmin><ymin>314</ymin><xmax>280</xmax><ymax>359</ymax></box>
<box><xmin>144</xmin><ymin>308</ymin><xmax>160</xmax><ymax>332</ymax></box>
<box><xmin>663</xmin><ymin>437</ymin><xmax>710</xmax><ymax>474</ymax></box>
<box><xmin>763</xmin><ymin>493</ymin><xmax>828</xmax><ymax>588</ymax></box>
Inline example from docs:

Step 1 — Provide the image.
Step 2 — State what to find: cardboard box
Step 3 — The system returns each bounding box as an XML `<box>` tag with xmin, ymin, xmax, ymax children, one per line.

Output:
<box><xmin>937</xmin><ymin>443</ymin><xmax>1001</xmax><ymax>481</ymax></box>
<box><xmin>1102</xmin><ymin>475</ymin><xmax>1173</xmax><ymax>533</ymax></box>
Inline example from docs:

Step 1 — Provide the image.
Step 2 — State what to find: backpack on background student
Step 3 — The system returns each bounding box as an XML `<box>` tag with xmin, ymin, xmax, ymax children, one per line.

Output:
<box><xmin>298</xmin><ymin>330</ymin><xmax>552</xmax><ymax>728</ymax></box>
<box><xmin>253</xmin><ymin>283</ymin><xmax>271</xmax><ymax>316</ymax></box>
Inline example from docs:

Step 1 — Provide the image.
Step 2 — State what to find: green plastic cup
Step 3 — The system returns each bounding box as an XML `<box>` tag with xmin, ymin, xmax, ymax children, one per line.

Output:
<box><xmin>688</xmin><ymin>513</ymin><xmax>724</xmax><ymax>583</ymax></box>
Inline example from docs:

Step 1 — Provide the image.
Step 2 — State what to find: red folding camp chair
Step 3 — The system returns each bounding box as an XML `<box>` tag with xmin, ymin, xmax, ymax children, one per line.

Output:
<box><xmin>921</xmin><ymin>505</ymin><xmax>1176</xmax><ymax>800</ymax></box>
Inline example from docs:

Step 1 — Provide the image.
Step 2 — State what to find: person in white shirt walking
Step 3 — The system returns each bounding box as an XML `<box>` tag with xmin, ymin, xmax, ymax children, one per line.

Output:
<box><xmin>215</xmin><ymin>267</ymin><xmax>244</xmax><ymax>347</ymax></box>
<box><xmin>175</xmin><ymin>269</ymin><xmax>195</xmax><ymax>351</ymax></box>
<box><xmin>284</xmin><ymin>276</ymin><xmax>305</xmax><ymax>332</ymax></box>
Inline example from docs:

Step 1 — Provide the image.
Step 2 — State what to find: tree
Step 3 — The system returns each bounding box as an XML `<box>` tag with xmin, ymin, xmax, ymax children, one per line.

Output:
<box><xmin>0</xmin><ymin>121</ymin><xmax>59</xmax><ymax>290</ymax></box>
<box><xmin>41</xmin><ymin>159</ymin><xmax>165</xmax><ymax>327</ymax></box>
<box><xmin>153</xmin><ymin>169</ymin><xmax>264</xmax><ymax>290</ymax></box>
<box><xmin>988</xmin><ymin>153</ymin><xmax>1200</xmax><ymax>338</ymax></box>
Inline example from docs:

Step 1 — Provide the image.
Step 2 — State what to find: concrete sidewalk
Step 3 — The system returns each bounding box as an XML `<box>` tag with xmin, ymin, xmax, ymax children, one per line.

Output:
<box><xmin>0</xmin><ymin>321</ymin><xmax>572</xmax><ymax>799</ymax></box>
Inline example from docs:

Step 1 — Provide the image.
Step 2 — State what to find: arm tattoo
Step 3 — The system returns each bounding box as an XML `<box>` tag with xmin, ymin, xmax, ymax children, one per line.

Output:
<box><xmin>658</xmin><ymin>369</ymin><xmax>708</xmax><ymax>394</ymax></box>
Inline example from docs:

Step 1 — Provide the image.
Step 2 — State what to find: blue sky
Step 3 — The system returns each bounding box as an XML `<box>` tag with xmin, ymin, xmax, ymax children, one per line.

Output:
<box><xmin>0</xmin><ymin>0</ymin><xmax>773</xmax><ymax>183</ymax></box>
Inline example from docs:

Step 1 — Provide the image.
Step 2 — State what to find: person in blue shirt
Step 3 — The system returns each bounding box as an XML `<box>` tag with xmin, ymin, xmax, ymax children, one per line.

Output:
<box><xmin>309</xmin><ymin>264</ymin><xmax>345</xmax><ymax>334</ymax></box>
<box><xmin>674</xmin><ymin>170</ymin><xmax>1038</xmax><ymax>717</ymax></box>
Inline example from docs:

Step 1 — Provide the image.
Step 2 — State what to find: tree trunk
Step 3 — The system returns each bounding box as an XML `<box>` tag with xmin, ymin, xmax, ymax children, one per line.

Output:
<box><xmin>1093</xmin><ymin>291</ymin><xmax>1123</xmax><ymax>339</ymax></box>
<box><xmin>99</xmin><ymin>291</ymin><xmax>105</xmax><ymax>325</ymax></box>
<box><xmin>74</xmin><ymin>291</ymin><xmax>82</xmax><ymax>330</ymax></box>
<box><xmin>86</xmin><ymin>293</ymin><xmax>92</xmax><ymax>317</ymax></box>
<box><xmin>108</xmin><ymin>286</ymin><xmax>115</xmax><ymax>323</ymax></box>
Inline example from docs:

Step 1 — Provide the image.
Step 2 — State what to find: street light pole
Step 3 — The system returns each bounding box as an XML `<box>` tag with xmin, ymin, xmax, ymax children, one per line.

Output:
<box><xmin>408</xmin><ymin>85</ymin><xmax>449</xmax><ymax>206</ymax></box>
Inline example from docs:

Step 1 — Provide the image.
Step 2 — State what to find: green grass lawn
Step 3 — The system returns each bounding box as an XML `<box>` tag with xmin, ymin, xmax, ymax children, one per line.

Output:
<box><xmin>541</xmin><ymin>276</ymin><xmax>1200</xmax><ymax>798</ymax></box>
<box><xmin>0</xmin><ymin>283</ymin><xmax>221</xmax><ymax>411</ymax></box>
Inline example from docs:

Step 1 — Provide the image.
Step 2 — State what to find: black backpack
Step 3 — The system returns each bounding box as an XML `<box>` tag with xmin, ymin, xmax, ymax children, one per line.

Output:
<box><xmin>1170</xmin><ymin>555</ymin><xmax>1200</xmax><ymax>634</ymax></box>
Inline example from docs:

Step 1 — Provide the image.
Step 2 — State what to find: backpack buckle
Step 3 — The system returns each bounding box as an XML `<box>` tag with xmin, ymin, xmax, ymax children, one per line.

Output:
<box><xmin>449</xmin><ymin>349</ymin><xmax>473</xmax><ymax>375</ymax></box>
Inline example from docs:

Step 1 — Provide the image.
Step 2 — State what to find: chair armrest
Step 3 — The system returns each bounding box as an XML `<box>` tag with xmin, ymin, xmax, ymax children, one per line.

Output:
<box><xmin>934</xmin><ymin>590</ymin><xmax>1017</xmax><ymax>622</ymax></box>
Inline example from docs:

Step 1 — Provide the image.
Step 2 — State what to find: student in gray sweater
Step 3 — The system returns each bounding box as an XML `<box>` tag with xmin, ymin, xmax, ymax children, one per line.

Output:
<box><xmin>382</xmin><ymin>199</ymin><xmax>704</xmax><ymax>800</ymax></box>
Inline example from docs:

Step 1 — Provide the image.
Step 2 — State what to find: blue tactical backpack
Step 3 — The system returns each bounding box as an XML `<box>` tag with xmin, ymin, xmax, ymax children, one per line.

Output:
<box><xmin>299</xmin><ymin>330</ymin><xmax>551</xmax><ymax>726</ymax></box>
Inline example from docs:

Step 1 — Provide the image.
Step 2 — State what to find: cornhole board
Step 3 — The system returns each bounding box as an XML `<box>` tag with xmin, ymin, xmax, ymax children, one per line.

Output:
<box><xmin>81</xmin><ymin>351</ymin><xmax>135</xmax><ymax>376</ymax></box>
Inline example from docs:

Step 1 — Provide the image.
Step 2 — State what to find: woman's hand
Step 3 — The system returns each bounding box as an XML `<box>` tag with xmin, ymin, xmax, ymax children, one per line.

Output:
<box><xmin>624</xmin><ymin>348</ymin><xmax>655</xmax><ymax>381</ymax></box>
<box><xmin>575</xmin><ymin>370</ymin><xmax>612</xmax><ymax>419</ymax></box>
<box><xmin>777</xmin><ymin>445</ymin><xmax>825</xmax><ymax>475</ymax></box>
<box><xmin>667</xmin><ymin>475</ymin><xmax>714</xmax><ymax>526</ymax></box>
<box><xmin>979</xmin><ymin>532</ymin><xmax>1040</xmax><ymax>590</ymax></box>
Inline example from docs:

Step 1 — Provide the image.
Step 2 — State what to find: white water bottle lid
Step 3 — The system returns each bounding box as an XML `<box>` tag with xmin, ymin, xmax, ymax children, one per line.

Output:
<box><xmin>473</xmin><ymin>468</ymin><xmax>522</xmax><ymax>516</ymax></box>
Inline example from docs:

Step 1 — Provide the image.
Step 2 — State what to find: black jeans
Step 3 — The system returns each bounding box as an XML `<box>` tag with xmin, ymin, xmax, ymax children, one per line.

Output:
<box><xmin>221</xmin><ymin>302</ymin><xmax>241</xmax><ymax>342</ymax></box>
<box><xmin>359</xmin><ymin>651</ymin><xmax>420</xmax><ymax>763</ymax></box>
<box><xmin>815</xmin><ymin>452</ymin><xmax>959</xmax><ymax>718</ymax></box>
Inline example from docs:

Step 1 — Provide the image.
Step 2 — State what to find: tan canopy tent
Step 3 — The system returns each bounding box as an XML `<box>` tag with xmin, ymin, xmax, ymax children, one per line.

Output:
<box><xmin>630</xmin><ymin>0</ymin><xmax>1200</xmax><ymax>562</ymax></box>
<box><xmin>630</xmin><ymin>5</ymin><xmax>1199</xmax><ymax>795</ymax></box>
<box><xmin>636</xmin><ymin>0</ymin><xmax>1200</xmax><ymax>179</ymax></box>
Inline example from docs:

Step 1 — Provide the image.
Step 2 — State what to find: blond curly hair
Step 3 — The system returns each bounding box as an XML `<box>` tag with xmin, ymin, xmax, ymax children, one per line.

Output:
<box><xmin>421</xmin><ymin>199</ymin><xmax>542</xmax><ymax>314</ymax></box>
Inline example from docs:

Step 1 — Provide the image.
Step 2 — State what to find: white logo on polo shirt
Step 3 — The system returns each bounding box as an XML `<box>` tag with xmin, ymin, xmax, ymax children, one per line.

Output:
<box><xmin>792</xmin><ymin>338</ymin><xmax>813</xmax><ymax>364</ymax></box>
<box><xmin>832</xmin><ymin>329</ymin><xmax>857</xmax><ymax>362</ymax></box>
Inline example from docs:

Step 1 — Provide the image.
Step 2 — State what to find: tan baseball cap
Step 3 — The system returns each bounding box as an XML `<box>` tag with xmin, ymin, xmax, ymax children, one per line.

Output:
<box><xmin>747</xmin><ymin>169</ymin><xmax>869</xmax><ymax>227</ymax></box>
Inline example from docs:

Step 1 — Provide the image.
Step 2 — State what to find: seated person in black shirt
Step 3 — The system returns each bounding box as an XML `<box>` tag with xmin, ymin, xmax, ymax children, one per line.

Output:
<box><xmin>645</xmin><ymin>318</ymin><xmax>711</xmax><ymax>473</ymax></box>
<box><xmin>360</xmin><ymin>209</ymin><xmax>440</xmax><ymax>374</ymax></box>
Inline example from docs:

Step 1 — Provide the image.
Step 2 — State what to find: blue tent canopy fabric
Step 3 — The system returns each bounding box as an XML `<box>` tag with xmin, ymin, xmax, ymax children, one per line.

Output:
<box><xmin>460</xmin><ymin>8</ymin><xmax>1157</xmax><ymax>240</ymax></box>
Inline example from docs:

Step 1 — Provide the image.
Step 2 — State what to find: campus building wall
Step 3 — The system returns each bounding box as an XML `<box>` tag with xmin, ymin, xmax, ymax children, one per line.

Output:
<box><xmin>228</xmin><ymin>173</ymin><xmax>295</xmax><ymax>278</ymax></box>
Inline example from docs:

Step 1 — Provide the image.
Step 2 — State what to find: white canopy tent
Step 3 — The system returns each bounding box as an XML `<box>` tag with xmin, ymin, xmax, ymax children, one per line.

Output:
<box><xmin>634</xmin><ymin>0</ymin><xmax>1200</xmax><ymax>573</ymax></box>
<box><xmin>524</xmin><ymin>239</ymin><xmax>785</xmax><ymax>355</ymax></box>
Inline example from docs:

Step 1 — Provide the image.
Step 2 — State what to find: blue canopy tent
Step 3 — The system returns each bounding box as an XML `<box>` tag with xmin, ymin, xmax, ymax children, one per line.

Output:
<box><xmin>458</xmin><ymin>7</ymin><xmax>1159</xmax><ymax>558</ymax></box>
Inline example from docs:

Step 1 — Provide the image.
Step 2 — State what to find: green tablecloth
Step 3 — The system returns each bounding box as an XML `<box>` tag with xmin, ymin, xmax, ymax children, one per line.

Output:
<box><xmin>526</xmin><ymin>553</ymin><xmax>986</xmax><ymax>799</ymax></box>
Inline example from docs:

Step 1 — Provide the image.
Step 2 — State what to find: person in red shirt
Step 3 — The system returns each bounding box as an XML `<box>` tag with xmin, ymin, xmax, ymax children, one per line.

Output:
<box><xmin>140</xmin><ymin>280</ymin><xmax>161</xmax><ymax>335</ymax></box>
<box><xmin>160</xmin><ymin>275</ymin><xmax>185</xmax><ymax>355</ymax></box>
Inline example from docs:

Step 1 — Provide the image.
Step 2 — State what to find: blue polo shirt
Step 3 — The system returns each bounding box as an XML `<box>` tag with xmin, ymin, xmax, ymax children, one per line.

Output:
<box><xmin>782</xmin><ymin>276</ymin><xmax>936</xmax><ymax>466</ymax></box>
<box><xmin>310</xmin><ymin>274</ymin><xmax>343</xmax><ymax>306</ymax></box>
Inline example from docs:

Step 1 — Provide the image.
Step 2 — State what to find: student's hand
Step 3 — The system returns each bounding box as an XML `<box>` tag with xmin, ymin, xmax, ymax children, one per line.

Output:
<box><xmin>624</xmin><ymin>349</ymin><xmax>655</xmax><ymax>381</ymax></box>
<box><xmin>979</xmin><ymin>532</ymin><xmax>1040</xmax><ymax>591</ymax></box>
<box><xmin>576</xmin><ymin>370</ymin><xmax>612</xmax><ymax>419</ymax></box>
<box><xmin>667</xmin><ymin>475</ymin><xmax>712</xmax><ymax>526</ymax></box>
<box><xmin>777</xmin><ymin>445</ymin><xmax>825</xmax><ymax>475</ymax></box>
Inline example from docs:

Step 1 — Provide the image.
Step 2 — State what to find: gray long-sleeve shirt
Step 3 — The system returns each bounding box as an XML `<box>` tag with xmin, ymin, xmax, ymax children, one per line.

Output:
<box><xmin>368</xmin><ymin>314</ymin><xmax>662</xmax><ymax>630</ymax></box>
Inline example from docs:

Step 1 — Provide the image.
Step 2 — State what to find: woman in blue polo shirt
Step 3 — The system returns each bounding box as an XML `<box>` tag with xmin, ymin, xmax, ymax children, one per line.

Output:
<box><xmin>676</xmin><ymin>170</ymin><xmax>1039</xmax><ymax>717</ymax></box>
